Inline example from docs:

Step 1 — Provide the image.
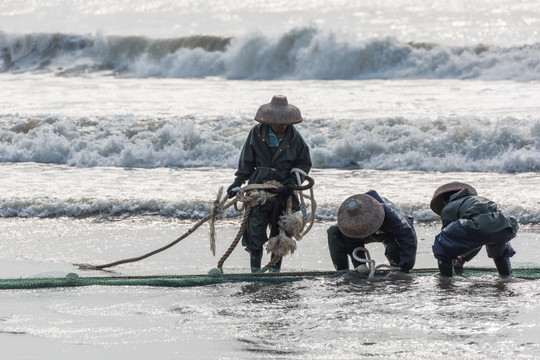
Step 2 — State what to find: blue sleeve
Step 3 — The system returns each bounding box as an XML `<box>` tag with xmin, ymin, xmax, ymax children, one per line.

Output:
<box><xmin>366</xmin><ymin>190</ymin><xmax>418</xmax><ymax>272</ymax></box>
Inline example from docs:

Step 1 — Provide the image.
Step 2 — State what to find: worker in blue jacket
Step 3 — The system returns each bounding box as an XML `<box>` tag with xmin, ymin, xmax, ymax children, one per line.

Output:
<box><xmin>327</xmin><ymin>190</ymin><xmax>417</xmax><ymax>273</ymax></box>
<box><xmin>430</xmin><ymin>182</ymin><xmax>518</xmax><ymax>277</ymax></box>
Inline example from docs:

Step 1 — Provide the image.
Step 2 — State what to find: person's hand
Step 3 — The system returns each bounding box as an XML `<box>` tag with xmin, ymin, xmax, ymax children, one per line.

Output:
<box><xmin>227</xmin><ymin>180</ymin><xmax>243</xmax><ymax>198</ymax></box>
<box><xmin>281</xmin><ymin>177</ymin><xmax>296</xmax><ymax>198</ymax></box>
<box><xmin>454</xmin><ymin>257</ymin><xmax>465</xmax><ymax>269</ymax></box>
<box><xmin>282</xmin><ymin>177</ymin><xmax>296</xmax><ymax>186</ymax></box>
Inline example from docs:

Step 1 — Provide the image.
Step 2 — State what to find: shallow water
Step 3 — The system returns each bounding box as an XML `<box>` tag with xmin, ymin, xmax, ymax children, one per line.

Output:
<box><xmin>2</xmin><ymin>262</ymin><xmax>540</xmax><ymax>359</ymax></box>
<box><xmin>1</xmin><ymin>217</ymin><xmax>540</xmax><ymax>359</ymax></box>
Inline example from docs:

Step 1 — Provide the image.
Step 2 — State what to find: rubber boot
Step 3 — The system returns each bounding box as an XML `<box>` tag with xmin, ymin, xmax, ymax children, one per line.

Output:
<box><xmin>331</xmin><ymin>257</ymin><xmax>350</xmax><ymax>271</ymax></box>
<box><xmin>453</xmin><ymin>258</ymin><xmax>465</xmax><ymax>276</ymax></box>
<box><xmin>270</xmin><ymin>253</ymin><xmax>282</xmax><ymax>273</ymax></box>
<box><xmin>249</xmin><ymin>249</ymin><xmax>262</xmax><ymax>273</ymax></box>
<box><xmin>437</xmin><ymin>258</ymin><xmax>454</xmax><ymax>277</ymax></box>
<box><xmin>493</xmin><ymin>257</ymin><xmax>513</xmax><ymax>278</ymax></box>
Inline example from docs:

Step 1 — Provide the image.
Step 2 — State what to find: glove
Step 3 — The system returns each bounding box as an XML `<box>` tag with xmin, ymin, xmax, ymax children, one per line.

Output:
<box><xmin>282</xmin><ymin>177</ymin><xmax>297</xmax><ymax>186</ymax></box>
<box><xmin>281</xmin><ymin>178</ymin><xmax>296</xmax><ymax>198</ymax></box>
<box><xmin>227</xmin><ymin>180</ymin><xmax>243</xmax><ymax>198</ymax></box>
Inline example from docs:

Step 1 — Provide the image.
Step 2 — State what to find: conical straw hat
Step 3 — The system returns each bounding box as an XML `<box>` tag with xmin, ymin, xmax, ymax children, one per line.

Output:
<box><xmin>254</xmin><ymin>95</ymin><xmax>302</xmax><ymax>125</ymax></box>
<box><xmin>337</xmin><ymin>194</ymin><xmax>384</xmax><ymax>238</ymax></box>
<box><xmin>430</xmin><ymin>181</ymin><xmax>477</xmax><ymax>215</ymax></box>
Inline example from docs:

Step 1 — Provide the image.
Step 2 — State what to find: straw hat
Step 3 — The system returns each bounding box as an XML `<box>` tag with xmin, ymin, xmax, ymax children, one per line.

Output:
<box><xmin>430</xmin><ymin>182</ymin><xmax>477</xmax><ymax>215</ymax></box>
<box><xmin>337</xmin><ymin>194</ymin><xmax>384</xmax><ymax>239</ymax></box>
<box><xmin>254</xmin><ymin>95</ymin><xmax>303</xmax><ymax>125</ymax></box>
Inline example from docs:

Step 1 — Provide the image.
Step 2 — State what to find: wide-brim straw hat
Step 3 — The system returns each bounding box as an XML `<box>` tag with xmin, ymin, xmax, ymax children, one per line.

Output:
<box><xmin>430</xmin><ymin>181</ymin><xmax>478</xmax><ymax>215</ymax></box>
<box><xmin>337</xmin><ymin>194</ymin><xmax>384</xmax><ymax>239</ymax></box>
<box><xmin>254</xmin><ymin>95</ymin><xmax>303</xmax><ymax>125</ymax></box>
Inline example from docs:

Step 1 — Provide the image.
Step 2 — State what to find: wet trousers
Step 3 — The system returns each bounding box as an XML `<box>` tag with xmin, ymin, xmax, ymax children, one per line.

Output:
<box><xmin>242</xmin><ymin>194</ymin><xmax>296</xmax><ymax>272</ymax></box>
<box><xmin>432</xmin><ymin>220</ymin><xmax>516</xmax><ymax>261</ymax></box>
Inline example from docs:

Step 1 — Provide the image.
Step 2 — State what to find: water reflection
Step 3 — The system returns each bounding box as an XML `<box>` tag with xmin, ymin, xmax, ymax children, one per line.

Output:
<box><xmin>232</xmin><ymin>282</ymin><xmax>306</xmax><ymax>355</ymax></box>
<box><xmin>198</xmin><ymin>274</ymin><xmax>539</xmax><ymax>358</ymax></box>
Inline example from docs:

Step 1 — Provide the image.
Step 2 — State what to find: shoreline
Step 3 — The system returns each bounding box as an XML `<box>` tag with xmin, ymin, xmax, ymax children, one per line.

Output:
<box><xmin>2</xmin><ymin>217</ymin><xmax>539</xmax><ymax>278</ymax></box>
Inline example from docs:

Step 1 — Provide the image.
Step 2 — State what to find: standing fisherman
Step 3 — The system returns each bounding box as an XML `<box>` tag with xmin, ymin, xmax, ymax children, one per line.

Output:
<box><xmin>430</xmin><ymin>182</ymin><xmax>518</xmax><ymax>277</ymax></box>
<box><xmin>227</xmin><ymin>95</ymin><xmax>312</xmax><ymax>272</ymax></box>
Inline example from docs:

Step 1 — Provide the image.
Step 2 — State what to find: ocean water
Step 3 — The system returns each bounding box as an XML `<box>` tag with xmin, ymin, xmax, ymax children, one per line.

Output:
<box><xmin>1</xmin><ymin>0</ymin><xmax>540</xmax><ymax>359</ymax></box>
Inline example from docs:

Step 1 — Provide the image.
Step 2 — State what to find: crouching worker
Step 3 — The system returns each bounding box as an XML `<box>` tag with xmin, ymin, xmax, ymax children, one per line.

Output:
<box><xmin>430</xmin><ymin>182</ymin><xmax>518</xmax><ymax>278</ymax></box>
<box><xmin>327</xmin><ymin>190</ymin><xmax>417</xmax><ymax>273</ymax></box>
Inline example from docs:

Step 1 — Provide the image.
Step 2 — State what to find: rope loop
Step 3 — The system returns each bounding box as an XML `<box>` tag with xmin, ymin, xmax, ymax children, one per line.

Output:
<box><xmin>352</xmin><ymin>247</ymin><xmax>376</xmax><ymax>278</ymax></box>
<box><xmin>233</xmin><ymin>181</ymin><xmax>281</xmax><ymax>211</ymax></box>
<box><xmin>286</xmin><ymin>170</ymin><xmax>316</xmax><ymax>239</ymax></box>
<box><xmin>290</xmin><ymin>167</ymin><xmax>308</xmax><ymax>177</ymax></box>
<box><xmin>352</xmin><ymin>246</ymin><xmax>401</xmax><ymax>278</ymax></box>
<box><xmin>216</xmin><ymin>181</ymin><xmax>282</xmax><ymax>271</ymax></box>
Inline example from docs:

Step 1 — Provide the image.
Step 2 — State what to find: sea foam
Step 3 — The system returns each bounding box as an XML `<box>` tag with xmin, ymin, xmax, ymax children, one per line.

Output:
<box><xmin>1</xmin><ymin>113</ymin><xmax>538</xmax><ymax>173</ymax></box>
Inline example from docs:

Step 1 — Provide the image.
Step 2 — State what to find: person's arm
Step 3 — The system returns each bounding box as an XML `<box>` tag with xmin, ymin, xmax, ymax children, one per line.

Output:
<box><xmin>293</xmin><ymin>139</ymin><xmax>312</xmax><ymax>175</ymax></box>
<box><xmin>367</xmin><ymin>190</ymin><xmax>417</xmax><ymax>272</ymax></box>
<box><xmin>234</xmin><ymin>127</ymin><xmax>257</xmax><ymax>182</ymax></box>
<box><xmin>285</xmin><ymin>133</ymin><xmax>312</xmax><ymax>184</ymax></box>
<box><xmin>387</xmin><ymin>210</ymin><xmax>417</xmax><ymax>272</ymax></box>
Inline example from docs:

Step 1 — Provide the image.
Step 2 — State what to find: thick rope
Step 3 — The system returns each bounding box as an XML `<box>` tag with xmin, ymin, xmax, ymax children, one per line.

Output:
<box><xmin>352</xmin><ymin>247</ymin><xmax>376</xmax><ymax>277</ymax></box>
<box><xmin>210</xmin><ymin>187</ymin><xmax>227</xmax><ymax>256</ymax></box>
<box><xmin>215</xmin><ymin>182</ymin><xmax>281</xmax><ymax>270</ymax></box>
<box><xmin>76</xmin><ymin>177</ymin><xmax>313</xmax><ymax>272</ymax></box>
<box><xmin>233</xmin><ymin>181</ymin><xmax>282</xmax><ymax>212</ymax></box>
<box><xmin>257</xmin><ymin>254</ymin><xmax>283</xmax><ymax>273</ymax></box>
<box><xmin>216</xmin><ymin>204</ymin><xmax>252</xmax><ymax>270</ymax></box>
<box><xmin>77</xmin><ymin>182</ymin><xmax>283</xmax><ymax>271</ymax></box>
<box><xmin>299</xmin><ymin>187</ymin><xmax>316</xmax><ymax>237</ymax></box>
<box><xmin>292</xmin><ymin>168</ymin><xmax>308</xmax><ymax>220</ymax></box>
<box><xmin>289</xmin><ymin>168</ymin><xmax>316</xmax><ymax>238</ymax></box>
<box><xmin>75</xmin><ymin>195</ymin><xmax>237</xmax><ymax>271</ymax></box>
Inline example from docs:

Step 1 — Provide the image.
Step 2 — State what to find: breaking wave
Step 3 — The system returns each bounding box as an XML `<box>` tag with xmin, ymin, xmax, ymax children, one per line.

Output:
<box><xmin>1</xmin><ymin>28</ymin><xmax>540</xmax><ymax>80</ymax></box>
<box><xmin>1</xmin><ymin>194</ymin><xmax>537</xmax><ymax>224</ymax></box>
<box><xmin>1</xmin><ymin>113</ymin><xmax>539</xmax><ymax>173</ymax></box>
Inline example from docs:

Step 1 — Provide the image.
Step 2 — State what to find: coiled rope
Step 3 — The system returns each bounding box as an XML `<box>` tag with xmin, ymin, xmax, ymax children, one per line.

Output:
<box><xmin>258</xmin><ymin>168</ymin><xmax>316</xmax><ymax>273</ymax></box>
<box><xmin>75</xmin><ymin>173</ymin><xmax>315</xmax><ymax>272</ymax></box>
<box><xmin>352</xmin><ymin>247</ymin><xmax>401</xmax><ymax>278</ymax></box>
<box><xmin>216</xmin><ymin>181</ymin><xmax>281</xmax><ymax>271</ymax></box>
<box><xmin>216</xmin><ymin>169</ymin><xmax>316</xmax><ymax>273</ymax></box>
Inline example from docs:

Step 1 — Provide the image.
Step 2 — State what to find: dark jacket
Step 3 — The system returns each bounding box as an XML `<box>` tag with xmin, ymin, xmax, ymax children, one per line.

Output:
<box><xmin>329</xmin><ymin>190</ymin><xmax>417</xmax><ymax>272</ymax></box>
<box><xmin>365</xmin><ymin>190</ymin><xmax>417</xmax><ymax>272</ymax></box>
<box><xmin>441</xmin><ymin>189</ymin><xmax>518</xmax><ymax>234</ymax></box>
<box><xmin>234</xmin><ymin>123</ymin><xmax>312</xmax><ymax>184</ymax></box>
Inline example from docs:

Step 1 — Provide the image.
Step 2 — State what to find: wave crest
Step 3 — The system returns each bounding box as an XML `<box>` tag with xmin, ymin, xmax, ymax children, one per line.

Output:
<box><xmin>1</xmin><ymin>28</ymin><xmax>539</xmax><ymax>80</ymax></box>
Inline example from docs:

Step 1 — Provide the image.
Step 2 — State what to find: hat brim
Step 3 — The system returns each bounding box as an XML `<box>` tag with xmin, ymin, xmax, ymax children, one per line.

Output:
<box><xmin>254</xmin><ymin>103</ymin><xmax>302</xmax><ymax>125</ymax></box>
<box><xmin>337</xmin><ymin>194</ymin><xmax>384</xmax><ymax>238</ymax></box>
<box><xmin>430</xmin><ymin>182</ymin><xmax>477</xmax><ymax>215</ymax></box>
